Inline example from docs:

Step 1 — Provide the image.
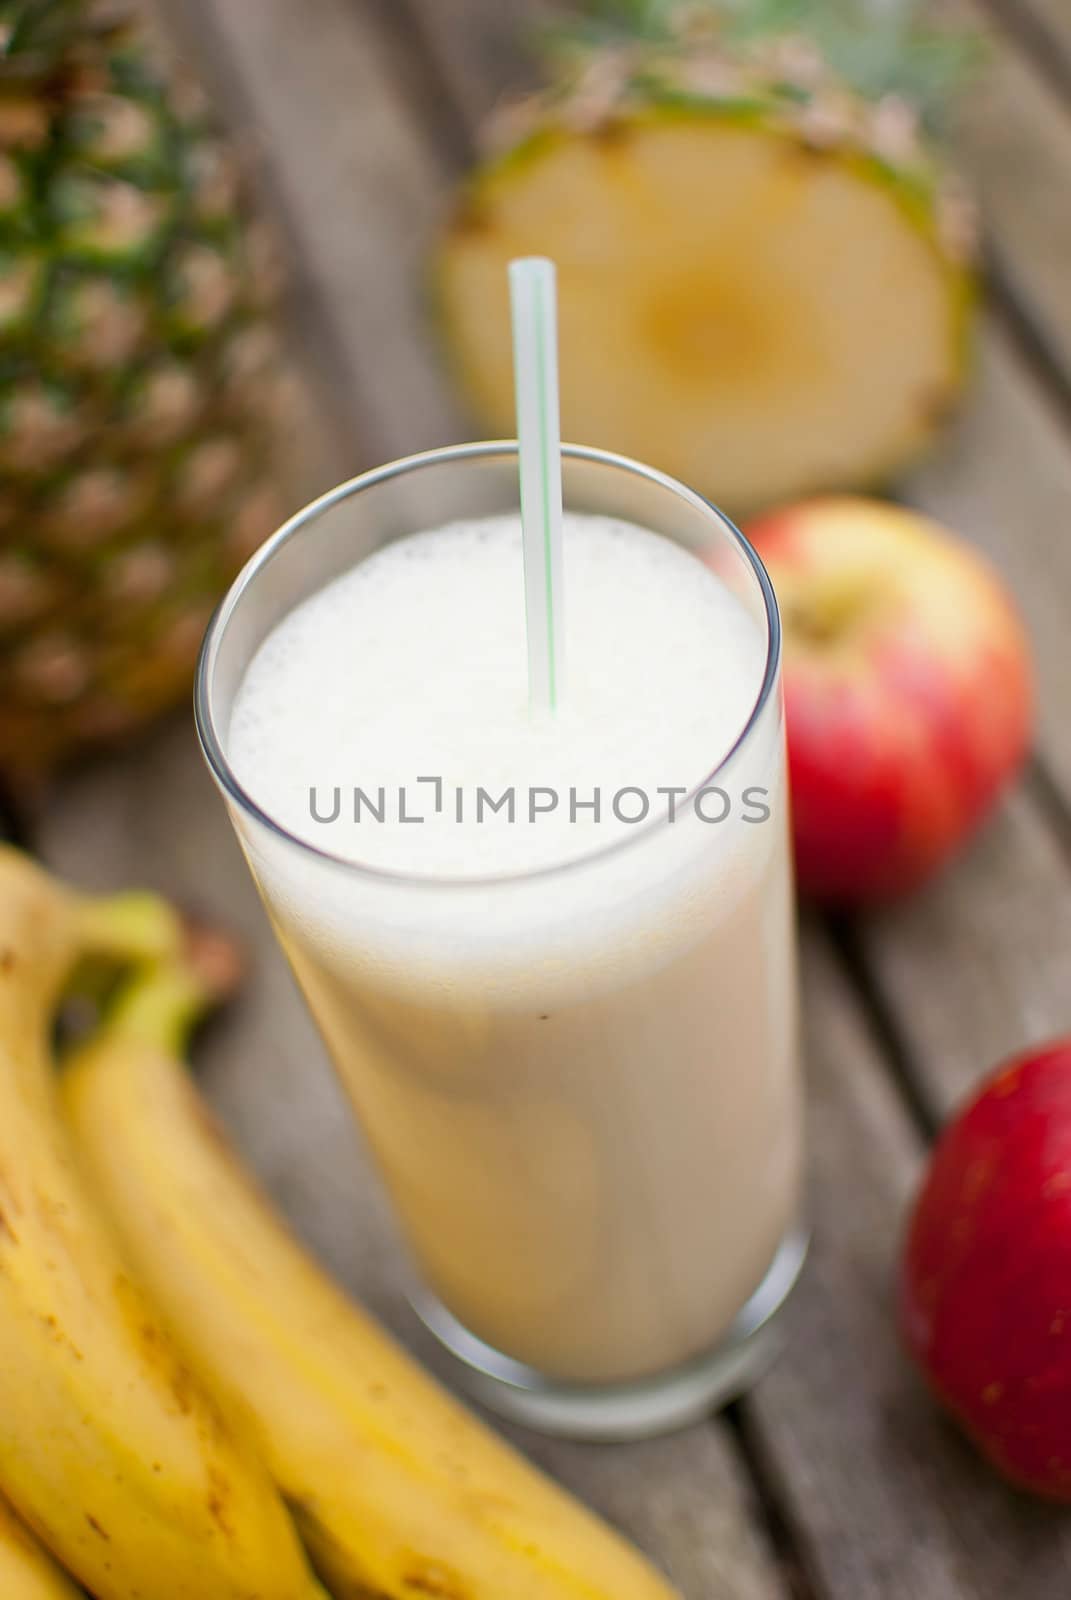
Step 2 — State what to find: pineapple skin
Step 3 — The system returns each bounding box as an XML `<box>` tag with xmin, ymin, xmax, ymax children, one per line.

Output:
<box><xmin>0</xmin><ymin>2</ymin><xmax>291</xmax><ymax>779</ymax></box>
<box><xmin>434</xmin><ymin>57</ymin><xmax>977</xmax><ymax>516</ymax></box>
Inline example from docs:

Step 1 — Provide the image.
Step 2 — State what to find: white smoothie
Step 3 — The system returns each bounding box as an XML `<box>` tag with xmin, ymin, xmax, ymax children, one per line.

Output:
<box><xmin>228</xmin><ymin>513</ymin><xmax>801</xmax><ymax>1383</ymax></box>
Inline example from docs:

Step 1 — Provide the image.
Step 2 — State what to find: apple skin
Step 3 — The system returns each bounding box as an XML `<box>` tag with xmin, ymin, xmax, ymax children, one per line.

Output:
<box><xmin>745</xmin><ymin>498</ymin><xmax>1033</xmax><ymax>902</ymax></box>
<box><xmin>899</xmin><ymin>1043</ymin><xmax>1071</xmax><ymax>1501</ymax></box>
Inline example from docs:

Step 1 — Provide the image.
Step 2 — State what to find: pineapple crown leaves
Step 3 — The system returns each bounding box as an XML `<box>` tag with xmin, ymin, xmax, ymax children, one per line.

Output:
<box><xmin>539</xmin><ymin>0</ymin><xmax>983</xmax><ymax>136</ymax></box>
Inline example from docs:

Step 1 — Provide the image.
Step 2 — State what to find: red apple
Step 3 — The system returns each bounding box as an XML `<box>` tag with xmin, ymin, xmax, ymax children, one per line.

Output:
<box><xmin>745</xmin><ymin>498</ymin><xmax>1033</xmax><ymax>902</ymax></box>
<box><xmin>900</xmin><ymin>1043</ymin><xmax>1071</xmax><ymax>1500</ymax></box>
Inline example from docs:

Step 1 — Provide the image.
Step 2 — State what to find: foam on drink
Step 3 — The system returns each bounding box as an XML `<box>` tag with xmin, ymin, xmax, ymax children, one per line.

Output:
<box><xmin>229</xmin><ymin>512</ymin><xmax>766</xmax><ymax>876</ymax></box>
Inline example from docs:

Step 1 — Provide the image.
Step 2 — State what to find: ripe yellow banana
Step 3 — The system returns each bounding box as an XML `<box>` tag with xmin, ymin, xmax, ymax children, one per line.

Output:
<box><xmin>0</xmin><ymin>848</ymin><xmax>325</xmax><ymax>1600</ymax></box>
<box><xmin>62</xmin><ymin>953</ymin><xmax>683</xmax><ymax>1600</ymax></box>
<box><xmin>0</xmin><ymin>1495</ymin><xmax>80</xmax><ymax>1599</ymax></box>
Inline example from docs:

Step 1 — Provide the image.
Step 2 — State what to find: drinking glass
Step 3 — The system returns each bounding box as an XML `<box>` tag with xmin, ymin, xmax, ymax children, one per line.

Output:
<box><xmin>195</xmin><ymin>442</ymin><xmax>806</xmax><ymax>1439</ymax></box>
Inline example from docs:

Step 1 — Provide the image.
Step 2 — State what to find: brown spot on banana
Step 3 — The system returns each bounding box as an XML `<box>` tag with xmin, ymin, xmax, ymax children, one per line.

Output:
<box><xmin>207</xmin><ymin>1466</ymin><xmax>236</xmax><ymax>1539</ymax></box>
<box><xmin>37</xmin><ymin>1313</ymin><xmax>83</xmax><ymax>1361</ymax></box>
<box><xmin>402</xmin><ymin>1559</ymin><xmax>469</xmax><ymax>1597</ymax></box>
<box><xmin>169</xmin><ymin>1362</ymin><xmax>197</xmax><ymax>1416</ymax></box>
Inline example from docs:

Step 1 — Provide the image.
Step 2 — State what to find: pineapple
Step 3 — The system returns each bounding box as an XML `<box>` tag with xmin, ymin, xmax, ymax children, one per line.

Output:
<box><xmin>0</xmin><ymin>0</ymin><xmax>290</xmax><ymax>779</ymax></box>
<box><xmin>436</xmin><ymin>0</ymin><xmax>978</xmax><ymax>518</ymax></box>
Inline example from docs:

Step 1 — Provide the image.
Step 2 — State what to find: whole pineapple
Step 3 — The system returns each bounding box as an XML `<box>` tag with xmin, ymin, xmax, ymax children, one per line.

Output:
<box><xmin>436</xmin><ymin>0</ymin><xmax>978</xmax><ymax>517</ymax></box>
<box><xmin>0</xmin><ymin>0</ymin><xmax>290</xmax><ymax>779</ymax></box>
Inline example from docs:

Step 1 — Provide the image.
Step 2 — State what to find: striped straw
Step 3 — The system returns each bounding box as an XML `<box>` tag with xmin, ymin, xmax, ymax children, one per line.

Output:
<box><xmin>509</xmin><ymin>257</ymin><xmax>565</xmax><ymax>716</ymax></box>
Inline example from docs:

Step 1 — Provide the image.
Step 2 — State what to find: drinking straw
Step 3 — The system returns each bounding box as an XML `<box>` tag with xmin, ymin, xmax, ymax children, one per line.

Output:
<box><xmin>509</xmin><ymin>257</ymin><xmax>565</xmax><ymax>715</ymax></box>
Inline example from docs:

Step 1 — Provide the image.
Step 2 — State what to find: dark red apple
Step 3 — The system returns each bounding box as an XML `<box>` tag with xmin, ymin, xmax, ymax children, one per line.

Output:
<box><xmin>745</xmin><ymin>498</ymin><xmax>1033</xmax><ymax>902</ymax></box>
<box><xmin>900</xmin><ymin>1042</ymin><xmax>1071</xmax><ymax>1500</ymax></box>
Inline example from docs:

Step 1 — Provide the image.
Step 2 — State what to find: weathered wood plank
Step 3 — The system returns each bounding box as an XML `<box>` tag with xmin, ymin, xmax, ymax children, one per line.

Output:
<box><xmin>523</xmin><ymin>1429</ymin><xmax>785</xmax><ymax>1600</ymax></box>
<box><xmin>995</xmin><ymin>0</ymin><xmax>1071</xmax><ymax>91</ymax></box>
<box><xmin>746</xmin><ymin>938</ymin><xmax>1071</xmax><ymax>1600</ymax></box>
<box><xmin>902</xmin><ymin>317</ymin><xmax>1071</xmax><ymax>803</ymax></box>
<box><xmin>853</xmin><ymin>787</ymin><xmax>1071</xmax><ymax>1122</ymax></box>
<box><xmin>1021</xmin><ymin>0</ymin><xmax>1071</xmax><ymax>46</ymax></box>
<box><xmin>951</xmin><ymin>6</ymin><xmax>1071</xmax><ymax>380</ymax></box>
<box><xmin>400</xmin><ymin>0</ymin><xmax>555</xmax><ymax>123</ymax></box>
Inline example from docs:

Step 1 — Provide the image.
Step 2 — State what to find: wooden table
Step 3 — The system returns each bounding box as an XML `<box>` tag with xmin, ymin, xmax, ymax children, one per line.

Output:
<box><xmin>32</xmin><ymin>2</ymin><xmax>1071</xmax><ymax>1595</ymax></box>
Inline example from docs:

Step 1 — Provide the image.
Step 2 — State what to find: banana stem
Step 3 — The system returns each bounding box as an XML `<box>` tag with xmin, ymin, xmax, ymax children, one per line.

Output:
<box><xmin>102</xmin><ymin>962</ymin><xmax>213</xmax><ymax>1059</ymax></box>
<box><xmin>90</xmin><ymin>922</ymin><xmax>245</xmax><ymax>1059</ymax></box>
<box><xmin>76</xmin><ymin>891</ymin><xmax>184</xmax><ymax>970</ymax></box>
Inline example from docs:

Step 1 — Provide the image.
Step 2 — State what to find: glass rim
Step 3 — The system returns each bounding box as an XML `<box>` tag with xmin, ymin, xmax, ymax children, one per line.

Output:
<box><xmin>194</xmin><ymin>439</ymin><xmax>782</xmax><ymax>892</ymax></box>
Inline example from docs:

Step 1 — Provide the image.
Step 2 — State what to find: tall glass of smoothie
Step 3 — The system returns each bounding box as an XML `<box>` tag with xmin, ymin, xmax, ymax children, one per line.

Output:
<box><xmin>195</xmin><ymin>442</ymin><xmax>805</xmax><ymax>1439</ymax></box>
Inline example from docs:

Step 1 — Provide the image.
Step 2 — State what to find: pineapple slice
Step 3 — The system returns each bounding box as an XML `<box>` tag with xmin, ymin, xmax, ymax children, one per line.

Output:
<box><xmin>436</xmin><ymin>35</ymin><xmax>974</xmax><ymax>517</ymax></box>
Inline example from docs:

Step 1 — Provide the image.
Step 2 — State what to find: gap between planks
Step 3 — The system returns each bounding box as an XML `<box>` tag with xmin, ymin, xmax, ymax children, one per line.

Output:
<box><xmin>972</xmin><ymin>0</ymin><xmax>1071</xmax><ymax>106</ymax></box>
<box><xmin>362</xmin><ymin>0</ymin><xmax>477</xmax><ymax>172</ymax></box>
<box><xmin>1026</xmin><ymin>759</ymin><xmax>1071</xmax><ymax>874</ymax></box>
<box><xmin>985</xmin><ymin>250</ymin><xmax>1071</xmax><ymax>444</ymax></box>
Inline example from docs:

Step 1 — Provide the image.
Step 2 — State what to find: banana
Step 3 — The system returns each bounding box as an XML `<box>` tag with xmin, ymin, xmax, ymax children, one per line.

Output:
<box><xmin>62</xmin><ymin>953</ymin><xmax>683</xmax><ymax>1600</ymax></box>
<box><xmin>0</xmin><ymin>848</ymin><xmax>325</xmax><ymax>1600</ymax></box>
<box><xmin>0</xmin><ymin>1495</ymin><xmax>80</xmax><ymax>1599</ymax></box>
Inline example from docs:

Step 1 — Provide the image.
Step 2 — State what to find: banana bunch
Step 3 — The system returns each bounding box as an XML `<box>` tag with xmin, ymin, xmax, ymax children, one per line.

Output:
<box><xmin>0</xmin><ymin>847</ymin><xmax>680</xmax><ymax>1600</ymax></box>
<box><xmin>0</xmin><ymin>848</ymin><xmax>326</xmax><ymax>1600</ymax></box>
